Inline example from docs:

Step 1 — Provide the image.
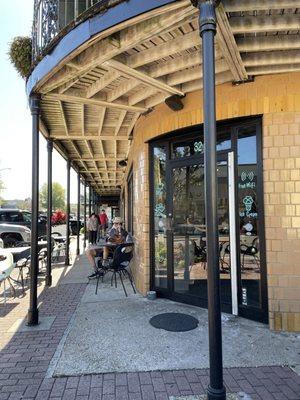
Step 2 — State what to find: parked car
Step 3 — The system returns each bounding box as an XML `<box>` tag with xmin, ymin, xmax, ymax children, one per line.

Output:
<box><xmin>70</xmin><ymin>219</ymin><xmax>84</xmax><ymax>235</ymax></box>
<box><xmin>0</xmin><ymin>209</ymin><xmax>46</xmax><ymax>236</ymax></box>
<box><xmin>0</xmin><ymin>224</ymin><xmax>31</xmax><ymax>248</ymax></box>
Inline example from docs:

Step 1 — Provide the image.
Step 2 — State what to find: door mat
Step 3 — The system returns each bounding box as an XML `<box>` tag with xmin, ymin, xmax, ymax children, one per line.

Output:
<box><xmin>149</xmin><ymin>312</ymin><xmax>199</xmax><ymax>332</ymax></box>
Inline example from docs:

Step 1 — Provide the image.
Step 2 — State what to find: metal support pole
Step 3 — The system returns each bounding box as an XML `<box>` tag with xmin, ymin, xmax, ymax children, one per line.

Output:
<box><xmin>91</xmin><ymin>188</ymin><xmax>94</xmax><ymax>213</ymax></box>
<box><xmin>46</xmin><ymin>139</ymin><xmax>53</xmax><ymax>287</ymax></box>
<box><xmin>84</xmin><ymin>182</ymin><xmax>87</xmax><ymax>249</ymax></box>
<box><xmin>88</xmin><ymin>186</ymin><xmax>92</xmax><ymax>216</ymax></box>
<box><xmin>27</xmin><ymin>93</ymin><xmax>40</xmax><ymax>326</ymax></box>
<box><xmin>192</xmin><ymin>1</ymin><xmax>226</xmax><ymax>399</ymax></box>
<box><xmin>76</xmin><ymin>172</ymin><xmax>80</xmax><ymax>256</ymax></box>
<box><xmin>65</xmin><ymin>160</ymin><xmax>71</xmax><ymax>265</ymax></box>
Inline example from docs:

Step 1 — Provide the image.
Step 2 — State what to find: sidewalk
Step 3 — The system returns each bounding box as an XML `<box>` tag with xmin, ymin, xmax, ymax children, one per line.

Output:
<box><xmin>0</xmin><ymin>242</ymin><xmax>299</xmax><ymax>400</ymax></box>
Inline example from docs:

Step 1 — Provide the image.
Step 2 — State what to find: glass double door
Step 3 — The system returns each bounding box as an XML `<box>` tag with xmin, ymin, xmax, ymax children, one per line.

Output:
<box><xmin>151</xmin><ymin>119</ymin><xmax>268</xmax><ymax>323</ymax></box>
<box><xmin>165</xmin><ymin>154</ymin><xmax>235</xmax><ymax>312</ymax></box>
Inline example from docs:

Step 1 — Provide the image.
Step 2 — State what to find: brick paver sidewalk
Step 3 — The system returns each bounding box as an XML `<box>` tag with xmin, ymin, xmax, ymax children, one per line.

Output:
<box><xmin>0</xmin><ymin>280</ymin><xmax>299</xmax><ymax>400</ymax></box>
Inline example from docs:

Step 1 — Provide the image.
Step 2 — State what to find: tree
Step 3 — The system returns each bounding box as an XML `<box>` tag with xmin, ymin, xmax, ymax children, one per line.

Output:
<box><xmin>40</xmin><ymin>182</ymin><xmax>66</xmax><ymax>211</ymax></box>
<box><xmin>0</xmin><ymin>175</ymin><xmax>5</xmax><ymax>207</ymax></box>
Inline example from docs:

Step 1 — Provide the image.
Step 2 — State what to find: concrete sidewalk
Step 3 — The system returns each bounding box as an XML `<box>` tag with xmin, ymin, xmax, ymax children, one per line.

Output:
<box><xmin>0</xmin><ymin>246</ymin><xmax>299</xmax><ymax>399</ymax></box>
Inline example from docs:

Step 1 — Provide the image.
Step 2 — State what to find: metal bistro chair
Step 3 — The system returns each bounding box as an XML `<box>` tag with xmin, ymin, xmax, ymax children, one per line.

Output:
<box><xmin>190</xmin><ymin>239</ymin><xmax>207</xmax><ymax>271</ymax></box>
<box><xmin>95</xmin><ymin>243</ymin><xmax>136</xmax><ymax>297</ymax></box>
<box><xmin>14</xmin><ymin>254</ymin><xmax>31</xmax><ymax>293</ymax></box>
<box><xmin>240</xmin><ymin>237</ymin><xmax>260</xmax><ymax>271</ymax></box>
<box><xmin>0</xmin><ymin>252</ymin><xmax>15</xmax><ymax>304</ymax></box>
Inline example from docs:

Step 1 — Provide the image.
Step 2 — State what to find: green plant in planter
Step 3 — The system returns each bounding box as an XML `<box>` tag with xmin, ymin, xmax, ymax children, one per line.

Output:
<box><xmin>8</xmin><ymin>36</ymin><xmax>32</xmax><ymax>79</ymax></box>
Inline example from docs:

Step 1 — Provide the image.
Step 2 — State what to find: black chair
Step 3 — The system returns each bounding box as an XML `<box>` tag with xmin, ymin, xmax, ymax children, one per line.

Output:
<box><xmin>240</xmin><ymin>237</ymin><xmax>260</xmax><ymax>271</ymax></box>
<box><xmin>190</xmin><ymin>240</ymin><xmax>207</xmax><ymax>271</ymax></box>
<box><xmin>219</xmin><ymin>242</ymin><xmax>230</xmax><ymax>272</ymax></box>
<box><xmin>95</xmin><ymin>243</ymin><xmax>136</xmax><ymax>297</ymax></box>
<box><xmin>14</xmin><ymin>255</ymin><xmax>31</xmax><ymax>293</ymax></box>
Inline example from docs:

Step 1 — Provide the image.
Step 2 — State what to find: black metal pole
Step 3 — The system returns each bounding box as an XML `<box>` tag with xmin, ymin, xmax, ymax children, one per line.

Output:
<box><xmin>83</xmin><ymin>182</ymin><xmax>87</xmax><ymax>249</ymax></box>
<box><xmin>76</xmin><ymin>172</ymin><xmax>80</xmax><ymax>255</ymax></box>
<box><xmin>27</xmin><ymin>93</ymin><xmax>40</xmax><ymax>326</ymax></box>
<box><xmin>192</xmin><ymin>1</ymin><xmax>226</xmax><ymax>399</ymax></box>
<box><xmin>46</xmin><ymin>139</ymin><xmax>53</xmax><ymax>287</ymax></box>
<box><xmin>65</xmin><ymin>160</ymin><xmax>71</xmax><ymax>265</ymax></box>
<box><xmin>91</xmin><ymin>188</ymin><xmax>94</xmax><ymax>213</ymax></box>
<box><xmin>88</xmin><ymin>186</ymin><xmax>92</xmax><ymax>216</ymax></box>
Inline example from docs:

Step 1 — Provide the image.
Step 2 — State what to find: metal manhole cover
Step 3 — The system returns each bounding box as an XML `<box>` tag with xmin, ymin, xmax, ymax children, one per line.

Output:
<box><xmin>149</xmin><ymin>313</ymin><xmax>199</xmax><ymax>332</ymax></box>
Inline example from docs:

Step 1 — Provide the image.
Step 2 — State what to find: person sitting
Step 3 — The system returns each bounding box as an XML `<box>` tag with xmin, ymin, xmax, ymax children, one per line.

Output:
<box><xmin>85</xmin><ymin>217</ymin><xmax>127</xmax><ymax>279</ymax></box>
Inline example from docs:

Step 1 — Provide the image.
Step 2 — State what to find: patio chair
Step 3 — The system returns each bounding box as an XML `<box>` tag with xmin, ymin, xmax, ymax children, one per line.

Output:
<box><xmin>0</xmin><ymin>252</ymin><xmax>15</xmax><ymax>304</ymax></box>
<box><xmin>51</xmin><ymin>242</ymin><xmax>65</xmax><ymax>263</ymax></box>
<box><xmin>95</xmin><ymin>243</ymin><xmax>136</xmax><ymax>297</ymax></box>
<box><xmin>14</xmin><ymin>255</ymin><xmax>31</xmax><ymax>293</ymax></box>
<box><xmin>190</xmin><ymin>240</ymin><xmax>206</xmax><ymax>271</ymax></box>
<box><xmin>240</xmin><ymin>237</ymin><xmax>260</xmax><ymax>271</ymax></box>
<box><xmin>219</xmin><ymin>242</ymin><xmax>230</xmax><ymax>273</ymax></box>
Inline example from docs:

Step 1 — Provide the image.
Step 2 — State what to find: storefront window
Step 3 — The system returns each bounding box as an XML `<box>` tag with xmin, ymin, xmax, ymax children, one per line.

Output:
<box><xmin>153</xmin><ymin>146</ymin><xmax>167</xmax><ymax>288</ymax></box>
<box><xmin>237</xmin><ymin>126</ymin><xmax>261</xmax><ymax>308</ymax></box>
<box><xmin>172</xmin><ymin>130</ymin><xmax>230</xmax><ymax>158</ymax></box>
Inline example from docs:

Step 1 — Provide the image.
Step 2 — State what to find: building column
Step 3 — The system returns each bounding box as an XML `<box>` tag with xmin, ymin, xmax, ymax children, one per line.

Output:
<box><xmin>192</xmin><ymin>1</ymin><xmax>226</xmax><ymax>399</ymax></box>
<box><xmin>76</xmin><ymin>172</ymin><xmax>80</xmax><ymax>256</ymax></box>
<box><xmin>65</xmin><ymin>160</ymin><xmax>71</xmax><ymax>265</ymax></box>
<box><xmin>83</xmin><ymin>182</ymin><xmax>87</xmax><ymax>249</ymax></box>
<box><xmin>88</xmin><ymin>186</ymin><xmax>92</xmax><ymax>216</ymax></box>
<box><xmin>45</xmin><ymin>139</ymin><xmax>53</xmax><ymax>287</ymax></box>
<box><xmin>27</xmin><ymin>93</ymin><xmax>40</xmax><ymax>326</ymax></box>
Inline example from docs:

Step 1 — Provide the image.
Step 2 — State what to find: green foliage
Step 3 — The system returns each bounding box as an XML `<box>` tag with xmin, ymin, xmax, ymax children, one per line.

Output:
<box><xmin>8</xmin><ymin>36</ymin><xmax>32</xmax><ymax>79</ymax></box>
<box><xmin>40</xmin><ymin>182</ymin><xmax>66</xmax><ymax>211</ymax></box>
<box><xmin>0</xmin><ymin>179</ymin><xmax>4</xmax><ymax>195</ymax></box>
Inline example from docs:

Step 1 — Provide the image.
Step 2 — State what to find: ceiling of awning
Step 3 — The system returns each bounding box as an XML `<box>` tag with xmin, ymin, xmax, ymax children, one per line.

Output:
<box><xmin>37</xmin><ymin>0</ymin><xmax>300</xmax><ymax>194</ymax></box>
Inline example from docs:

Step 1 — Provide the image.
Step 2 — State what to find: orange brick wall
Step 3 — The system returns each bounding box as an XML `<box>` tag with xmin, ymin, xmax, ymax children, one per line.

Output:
<box><xmin>125</xmin><ymin>72</ymin><xmax>300</xmax><ymax>331</ymax></box>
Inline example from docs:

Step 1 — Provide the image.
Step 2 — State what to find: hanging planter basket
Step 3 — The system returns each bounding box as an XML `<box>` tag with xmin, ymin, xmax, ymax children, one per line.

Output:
<box><xmin>8</xmin><ymin>36</ymin><xmax>32</xmax><ymax>79</ymax></box>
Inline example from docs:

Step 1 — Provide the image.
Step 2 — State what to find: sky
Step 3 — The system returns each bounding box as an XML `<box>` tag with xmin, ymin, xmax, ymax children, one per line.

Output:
<box><xmin>0</xmin><ymin>0</ymin><xmax>79</xmax><ymax>203</ymax></box>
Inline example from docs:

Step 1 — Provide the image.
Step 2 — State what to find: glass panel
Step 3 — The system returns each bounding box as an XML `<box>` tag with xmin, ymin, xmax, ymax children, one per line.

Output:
<box><xmin>173</xmin><ymin>164</ymin><xmax>207</xmax><ymax>297</ymax></box>
<box><xmin>153</xmin><ymin>147</ymin><xmax>167</xmax><ymax>288</ymax></box>
<box><xmin>172</xmin><ymin>162</ymin><xmax>231</xmax><ymax>303</ymax></box>
<box><xmin>217</xmin><ymin>162</ymin><xmax>231</xmax><ymax>305</ymax></box>
<box><xmin>172</xmin><ymin>135</ymin><xmax>204</xmax><ymax>158</ymax></box>
<box><xmin>172</xmin><ymin>130</ymin><xmax>230</xmax><ymax>158</ymax></box>
<box><xmin>127</xmin><ymin>172</ymin><xmax>133</xmax><ymax>234</ymax></box>
<box><xmin>237</xmin><ymin>126</ymin><xmax>261</xmax><ymax>308</ymax></box>
<box><xmin>217</xmin><ymin>129</ymin><xmax>231</xmax><ymax>151</ymax></box>
<box><xmin>9</xmin><ymin>212</ymin><xmax>23</xmax><ymax>223</ymax></box>
<box><xmin>23</xmin><ymin>212</ymin><xmax>32</xmax><ymax>223</ymax></box>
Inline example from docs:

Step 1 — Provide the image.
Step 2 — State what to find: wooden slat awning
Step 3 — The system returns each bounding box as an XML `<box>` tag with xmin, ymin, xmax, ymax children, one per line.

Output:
<box><xmin>36</xmin><ymin>0</ymin><xmax>300</xmax><ymax>194</ymax></box>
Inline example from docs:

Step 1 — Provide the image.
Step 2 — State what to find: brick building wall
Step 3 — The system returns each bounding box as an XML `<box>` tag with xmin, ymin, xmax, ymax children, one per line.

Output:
<box><xmin>125</xmin><ymin>72</ymin><xmax>300</xmax><ymax>332</ymax></box>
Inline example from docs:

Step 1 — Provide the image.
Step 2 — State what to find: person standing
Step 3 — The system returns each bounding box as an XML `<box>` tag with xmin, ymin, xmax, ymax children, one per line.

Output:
<box><xmin>98</xmin><ymin>209</ymin><xmax>108</xmax><ymax>239</ymax></box>
<box><xmin>87</xmin><ymin>213</ymin><xmax>98</xmax><ymax>245</ymax></box>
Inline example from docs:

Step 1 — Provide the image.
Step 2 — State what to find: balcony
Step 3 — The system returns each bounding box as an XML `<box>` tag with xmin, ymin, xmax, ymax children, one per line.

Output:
<box><xmin>32</xmin><ymin>0</ymin><xmax>125</xmax><ymax>62</ymax></box>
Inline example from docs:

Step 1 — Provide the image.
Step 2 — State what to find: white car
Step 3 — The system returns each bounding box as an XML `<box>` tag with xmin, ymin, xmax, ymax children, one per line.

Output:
<box><xmin>0</xmin><ymin>224</ymin><xmax>31</xmax><ymax>248</ymax></box>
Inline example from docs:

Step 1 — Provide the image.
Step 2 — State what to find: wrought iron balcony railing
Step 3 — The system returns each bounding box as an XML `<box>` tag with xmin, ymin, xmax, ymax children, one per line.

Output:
<box><xmin>32</xmin><ymin>0</ymin><xmax>115</xmax><ymax>62</ymax></box>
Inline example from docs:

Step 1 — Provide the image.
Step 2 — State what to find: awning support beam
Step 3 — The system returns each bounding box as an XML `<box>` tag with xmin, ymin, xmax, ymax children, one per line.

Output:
<box><xmin>65</xmin><ymin>160</ymin><xmax>71</xmax><ymax>265</ymax></box>
<box><xmin>46</xmin><ymin>139</ymin><xmax>53</xmax><ymax>287</ymax></box>
<box><xmin>76</xmin><ymin>172</ymin><xmax>81</xmax><ymax>256</ymax></box>
<box><xmin>27</xmin><ymin>93</ymin><xmax>40</xmax><ymax>326</ymax></box>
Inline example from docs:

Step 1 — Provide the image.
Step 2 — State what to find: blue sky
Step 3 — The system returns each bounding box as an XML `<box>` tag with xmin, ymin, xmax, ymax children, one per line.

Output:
<box><xmin>0</xmin><ymin>0</ymin><xmax>79</xmax><ymax>202</ymax></box>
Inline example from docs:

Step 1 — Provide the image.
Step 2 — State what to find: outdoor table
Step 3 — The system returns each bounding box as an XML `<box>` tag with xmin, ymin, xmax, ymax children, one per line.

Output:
<box><xmin>52</xmin><ymin>236</ymin><xmax>66</xmax><ymax>243</ymax></box>
<box><xmin>7</xmin><ymin>241</ymin><xmax>48</xmax><ymax>263</ymax></box>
